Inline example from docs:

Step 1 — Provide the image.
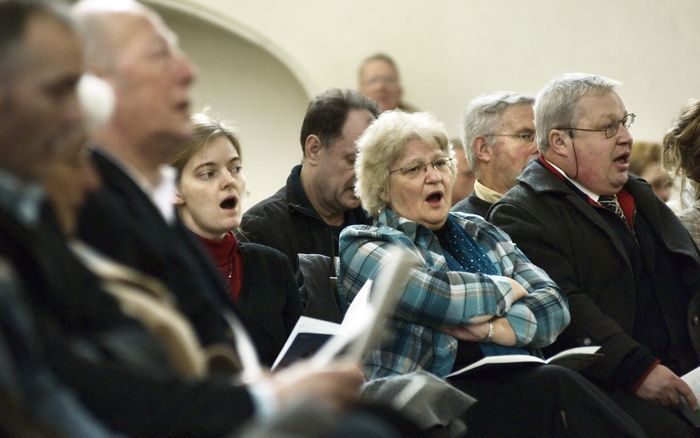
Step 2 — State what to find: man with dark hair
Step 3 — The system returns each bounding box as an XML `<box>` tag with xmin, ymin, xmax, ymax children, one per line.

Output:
<box><xmin>452</xmin><ymin>91</ymin><xmax>537</xmax><ymax>217</ymax></box>
<box><xmin>241</xmin><ymin>88</ymin><xmax>377</xmax><ymax>271</ymax></box>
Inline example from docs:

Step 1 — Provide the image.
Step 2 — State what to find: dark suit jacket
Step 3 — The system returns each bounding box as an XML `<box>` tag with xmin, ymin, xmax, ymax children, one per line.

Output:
<box><xmin>79</xmin><ymin>150</ymin><xmax>238</xmax><ymax>347</ymax></box>
<box><xmin>237</xmin><ymin>242</ymin><xmax>301</xmax><ymax>366</ymax></box>
<box><xmin>1</xmin><ymin>200</ymin><xmax>256</xmax><ymax>437</ymax></box>
<box><xmin>489</xmin><ymin>159</ymin><xmax>700</xmax><ymax>388</ymax></box>
<box><xmin>0</xmin><ymin>253</ymin><xmax>116</xmax><ymax>438</ymax></box>
<box><xmin>451</xmin><ymin>192</ymin><xmax>492</xmax><ymax>218</ymax></box>
<box><xmin>75</xmin><ymin>150</ymin><xmax>263</xmax><ymax>434</ymax></box>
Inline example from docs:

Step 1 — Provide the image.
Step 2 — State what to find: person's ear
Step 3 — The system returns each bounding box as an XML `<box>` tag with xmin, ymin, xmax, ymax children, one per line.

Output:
<box><xmin>473</xmin><ymin>136</ymin><xmax>492</xmax><ymax>163</ymax></box>
<box><xmin>378</xmin><ymin>185</ymin><xmax>389</xmax><ymax>202</ymax></box>
<box><xmin>549</xmin><ymin>129</ymin><xmax>570</xmax><ymax>157</ymax></box>
<box><xmin>174</xmin><ymin>190</ymin><xmax>185</xmax><ymax>206</ymax></box>
<box><xmin>304</xmin><ymin>135</ymin><xmax>323</xmax><ymax>165</ymax></box>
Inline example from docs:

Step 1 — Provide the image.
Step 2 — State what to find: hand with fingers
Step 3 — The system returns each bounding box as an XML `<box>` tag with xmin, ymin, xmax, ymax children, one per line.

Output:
<box><xmin>635</xmin><ymin>364</ymin><xmax>698</xmax><ymax>410</ymax></box>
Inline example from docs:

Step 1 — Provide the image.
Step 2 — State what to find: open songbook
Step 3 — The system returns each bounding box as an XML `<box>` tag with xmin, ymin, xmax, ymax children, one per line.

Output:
<box><xmin>678</xmin><ymin>366</ymin><xmax>700</xmax><ymax>426</ymax></box>
<box><xmin>446</xmin><ymin>346</ymin><xmax>603</xmax><ymax>379</ymax></box>
<box><xmin>272</xmin><ymin>246</ymin><xmax>419</xmax><ymax>370</ymax></box>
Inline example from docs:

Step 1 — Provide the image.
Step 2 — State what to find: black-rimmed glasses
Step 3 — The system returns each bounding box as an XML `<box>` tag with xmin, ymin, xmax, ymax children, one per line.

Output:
<box><xmin>559</xmin><ymin>113</ymin><xmax>636</xmax><ymax>139</ymax></box>
<box><xmin>390</xmin><ymin>157</ymin><xmax>453</xmax><ymax>178</ymax></box>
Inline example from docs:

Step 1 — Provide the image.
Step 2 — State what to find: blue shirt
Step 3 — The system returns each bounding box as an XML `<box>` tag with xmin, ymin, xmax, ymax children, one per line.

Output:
<box><xmin>339</xmin><ymin>209</ymin><xmax>570</xmax><ymax>378</ymax></box>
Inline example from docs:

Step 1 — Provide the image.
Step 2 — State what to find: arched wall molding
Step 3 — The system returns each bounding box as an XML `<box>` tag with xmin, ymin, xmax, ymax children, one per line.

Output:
<box><xmin>144</xmin><ymin>0</ymin><xmax>314</xmax><ymax>100</ymax></box>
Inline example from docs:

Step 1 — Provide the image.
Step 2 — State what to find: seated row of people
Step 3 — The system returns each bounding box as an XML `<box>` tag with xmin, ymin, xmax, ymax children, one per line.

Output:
<box><xmin>239</xmin><ymin>77</ymin><xmax>700</xmax><ymax>436</ymax></box>
<box><xmin>0</xmin><ymin>1</ymin><xmax>412</xmax><ymax>437</ymax></box>
<box><xmin>184</xmin><ymin>85</ymin><xmax>700</xmax><ymax>436</ymax></box>
<box><xmin>3</xmin><ymin>0</ymin><xmax>700</xmax><ymax>437</ymax></box>
<box><xmin>337</xmin><ymin>110</ymin><xmax>645</xmax><ymax>436</ymax></box>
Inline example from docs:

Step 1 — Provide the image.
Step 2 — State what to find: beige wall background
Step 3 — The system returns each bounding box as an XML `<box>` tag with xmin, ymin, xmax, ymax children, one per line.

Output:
<box><xmin>147</xmin><ymin>0</ymin><xmax>700</xmax><ymax>210</ymax></box>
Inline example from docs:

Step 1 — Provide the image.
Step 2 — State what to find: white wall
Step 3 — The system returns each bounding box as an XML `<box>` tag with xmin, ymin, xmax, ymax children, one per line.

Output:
<box><xmin>152</xmin><ymin>5</ymin><xmax>309</xmax><ymax>209</ymax></box>
<box><xmin>149</xmin><ymin>0</ymin><xmax>700</xmax><ymax>207</ymax></box>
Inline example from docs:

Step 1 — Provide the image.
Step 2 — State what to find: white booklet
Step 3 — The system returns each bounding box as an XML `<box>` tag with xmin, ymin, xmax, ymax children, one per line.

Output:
<box><xmin>679</xmin><ymin>366</ymin><xmax>700</xmax><ymax>426</ymax></box>
<box><xmin>270</xmin><ymin>315</ymin><xmax>343</xmax><ymax>370</ymax></box>
<box><xmin>446</xmin><ymin>346</ymin><xmax>602</xmax><ymax>379</ymax></box>
<box><xmin>272</xmin><ymin>246</ymin><xmax>419</xmax><ymax>370</ymax></box>
<box><xmin>271</xmin><ymin>280</ymin><xmax>373</xmax><ymax>370</ymax></box>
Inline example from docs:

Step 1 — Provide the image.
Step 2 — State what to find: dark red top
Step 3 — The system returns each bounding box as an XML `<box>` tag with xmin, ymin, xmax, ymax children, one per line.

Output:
<box><xmin>195</xmin><ymin>231</ymin><xmax>243</xmax><ymax>302</ymax></box>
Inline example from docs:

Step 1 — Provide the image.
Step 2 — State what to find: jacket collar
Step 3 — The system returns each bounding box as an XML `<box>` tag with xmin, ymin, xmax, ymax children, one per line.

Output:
<box><xmin>285</xmin><ymin>164</ymin><xmax>371</xmax><ymax>226</ymax></box>
<box><xmin>378</xmin><ymin>208</ymin><xmax>421</xmax><ymax>240</ymax></box>
<box><xmin>285</xmin><ymin>164</ymin><xmax>319</xmax><ymax>219</ymax></box>
<box><xmin>519</xmin><ymin>159</ymin><xmax>635</xmax><ymax>269</ymax></box>
<box><xmin>376</xmin><ymin>208</ymin><xmax>444</xmax><ymax>269</ymax></box>
<box><xmin>518</xmin><ymin>159</ymin><xmax>700</xmax><ymax>264</ymax></box>
<box><xmin>377</xmin><ymin>208</ymin><xmax>483</xmax><ymax>244</ymax></box>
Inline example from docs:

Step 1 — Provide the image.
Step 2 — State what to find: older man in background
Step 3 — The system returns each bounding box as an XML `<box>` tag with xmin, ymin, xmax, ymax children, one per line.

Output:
<box><xmin>452</xmin><ymin>92</ymin><xmax>537</xmax><ymax>217</ymax></box>
<box><xmin>358</xmin><ymin>53</ymin><xmax>417</xmax><ymax>113</ymax></box>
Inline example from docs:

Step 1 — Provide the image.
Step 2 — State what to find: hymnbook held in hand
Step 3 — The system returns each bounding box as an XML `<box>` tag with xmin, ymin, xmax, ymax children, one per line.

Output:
<box><xmin>272</xmin><ymin>246</ymin><xmax>419</xmax><ymax>370</ymax></box>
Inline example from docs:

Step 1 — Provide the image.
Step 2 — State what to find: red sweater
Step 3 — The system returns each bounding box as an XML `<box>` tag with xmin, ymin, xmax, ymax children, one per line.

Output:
<box><xmin>195</xmin><ymin>231</ymin><xmax>243</xmax><ymax>302</ymax></box>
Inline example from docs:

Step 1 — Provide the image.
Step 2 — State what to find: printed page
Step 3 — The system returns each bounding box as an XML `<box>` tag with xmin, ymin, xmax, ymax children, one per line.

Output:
<box><xmin>680</xmin><ymin>366</ymin><xmax>700</xmax><ymax>427</ymax></box>
<box><xmin>271</xmin><ymin>316</ymin><xmax>340</xmax><ymax>370</ymax></box>
<box><xmin>311</xmin><ymin>245</ymin><xmax>420</xmax><ymax>369</ymax></box>
<box><xmin>545</xmin><ymin>346</ymin><xmax>601</xmax><ymax>363</ymax></box>
<box><xmin>446</xmin><ymin>346</ymin><xmax>602</xmax><ymax>378</ymax></box>
<box><xmin>446</xmin><ymin>354</ymin><xmax>545</xmax><ymax>378</ymax></box>
<box><xmin>545</xmin><ymin>345</ymin><xmax>602</xmax><ymax>372</ymax></box>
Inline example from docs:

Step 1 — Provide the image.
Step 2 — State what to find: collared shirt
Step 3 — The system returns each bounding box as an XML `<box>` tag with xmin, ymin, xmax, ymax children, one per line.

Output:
<box><xmin>543</xmin><ymin>158</ymin><xmax>602</xmax><ymax>202</ymax></box>
<box><xmin>473</xmin><ymin>179</ymin><xmax>503</xmax><ymax>204</ymax></box>
<box><xmin>338</xmin><ymin>208</ymin><xmax>569</xmax><ymax>378</ymax></box>
<box><xmin>0</xmin><ymin>168</ymin><xmax>45</xmax><ymax>229</ymax></box>
<box><xmin>541</xmin><ymin>157</ymin><xmax>636</xmax><ymax>226</ymax></box>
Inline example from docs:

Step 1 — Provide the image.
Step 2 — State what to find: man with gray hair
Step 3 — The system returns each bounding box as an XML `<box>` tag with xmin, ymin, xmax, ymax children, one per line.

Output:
<box><xmin>451</xmin><ymin>91</ymin><xmax>537</xmax><ymax>217</ymax></box>
<box><xmin>490</xmin><ymin>72</ymin><xmax>700</xmax><ymax>436</ymax></box>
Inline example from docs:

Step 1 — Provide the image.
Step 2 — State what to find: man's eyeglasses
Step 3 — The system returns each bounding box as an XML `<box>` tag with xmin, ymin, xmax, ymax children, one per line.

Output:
<box><xmin>560</xmin><ymin>113</ymin><xmax>636</xmax><ymax>139</ymax></box>
<box><xmin>390</xmin><ymin>157</ymin><xmax>453</xmax><ymax>178</ymax></box>
<box><xmin>484</xmin><ymin>132</ymin><xmax>535</xmax><ymax>143</ymax></box>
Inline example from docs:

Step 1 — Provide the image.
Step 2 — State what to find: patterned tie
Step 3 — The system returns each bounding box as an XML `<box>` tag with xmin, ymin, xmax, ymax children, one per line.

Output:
<box><xmin>598</xmin><ymin>195</ymin><xmax>626</xmax><ymax>222</ymax></box>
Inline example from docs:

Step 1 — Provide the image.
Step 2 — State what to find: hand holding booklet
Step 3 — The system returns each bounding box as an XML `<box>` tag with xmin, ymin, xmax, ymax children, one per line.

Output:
<box><xmin>446</xmin><ymin>346</ymin><xmax>603</xmax><ymax>379</ymax></box>
<box><xmin>679</xmin><ymin>366</ymin><xmax>700</xmax><ymax>427</ymax></box>
<box><xmin>271</xmin><ymin>280</ymin><xmax>374</xmax><ymax>370</ymax></box>
<box><xmin>272</xmin><ymin>246</ymin><xmax>419</xmax><ymax>370</ymax></box>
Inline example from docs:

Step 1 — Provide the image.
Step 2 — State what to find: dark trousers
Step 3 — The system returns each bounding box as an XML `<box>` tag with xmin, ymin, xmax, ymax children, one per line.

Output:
<box><xmin>448</xmin><ymin>364</ymin><xmax>647</xmax><ymax>438</ymax></box>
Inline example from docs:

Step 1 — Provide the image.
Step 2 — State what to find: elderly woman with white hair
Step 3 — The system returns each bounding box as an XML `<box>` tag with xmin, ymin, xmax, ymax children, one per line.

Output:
<box><xmin>339</xmin><ymin>111</ymin><xmax>646</xmax><ymax>437</ymax></box>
